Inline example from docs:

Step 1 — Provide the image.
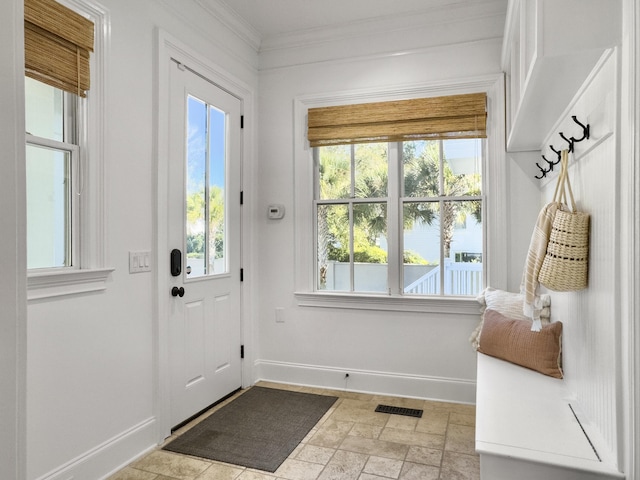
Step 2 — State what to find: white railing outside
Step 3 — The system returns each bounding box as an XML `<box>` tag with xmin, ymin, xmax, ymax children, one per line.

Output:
<box><xmin>403</xmin><ymin>260</ymin><xmax>483</xmax><ymax>296</ymax></box>
<box><xmin>320</xmin><ymin>260</ymin><xmax>482</xmax><ymax>295</ymax></box>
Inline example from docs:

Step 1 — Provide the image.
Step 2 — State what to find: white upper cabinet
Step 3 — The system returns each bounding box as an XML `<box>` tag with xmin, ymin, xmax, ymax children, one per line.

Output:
<box><xmin>502</xmin><ymin>0</ymin><xmax>620</xmax><ymax>152</ymax></box>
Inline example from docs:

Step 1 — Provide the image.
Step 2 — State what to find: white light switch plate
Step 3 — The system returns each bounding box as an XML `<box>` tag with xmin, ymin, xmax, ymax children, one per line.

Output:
<box><xmin>129</xmin><ymin>251</ymin><xmax>151</xmax><ymax>273</ymax></box>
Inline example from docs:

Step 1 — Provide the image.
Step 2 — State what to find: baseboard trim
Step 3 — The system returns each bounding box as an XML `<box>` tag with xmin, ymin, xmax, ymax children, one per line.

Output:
<box><xmin>33</xmin><ymin>417</ymin><xmax>157</xmax><ymax>480</ymax></box>
<box><xmin>254</xmin><ymin>360</ymin><xmax>476</xmax><ymax>404</ymax></box>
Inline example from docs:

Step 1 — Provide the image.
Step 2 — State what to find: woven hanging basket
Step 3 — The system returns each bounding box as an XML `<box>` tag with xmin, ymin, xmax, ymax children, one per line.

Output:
<box><xmin>538</xmin><ymin>150</ymin><xmax>590</xmax><ymax>292</ymax></box>
<box><xmin>538</xmin><ymin>209</ymin><xmax>590</xmax><ymax>291</ymax></box>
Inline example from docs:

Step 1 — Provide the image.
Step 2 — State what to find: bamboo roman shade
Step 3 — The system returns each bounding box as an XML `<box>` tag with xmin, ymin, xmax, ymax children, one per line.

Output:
<box><xmin>307</xmin><ymin>93</ymin><xmax>487</xmax><ymax>147</ymax></box>
<box><xmin>25</xmin><ymin>0</ymin><xmax>94</xmax><ymax>97</ymax></box>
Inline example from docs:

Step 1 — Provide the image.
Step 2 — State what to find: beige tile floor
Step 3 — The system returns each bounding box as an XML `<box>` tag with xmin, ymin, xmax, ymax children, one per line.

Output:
<box><xmin>108</xmin><ymin>382</ymin><xmax>479</xmax><ymax>480</ymax></box>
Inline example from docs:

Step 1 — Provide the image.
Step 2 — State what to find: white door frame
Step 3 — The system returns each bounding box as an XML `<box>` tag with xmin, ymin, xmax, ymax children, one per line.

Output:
<box><xmin>155</xmin><ymin>29</ymin><xmax>255</xmax><ymax>442</ymax></box>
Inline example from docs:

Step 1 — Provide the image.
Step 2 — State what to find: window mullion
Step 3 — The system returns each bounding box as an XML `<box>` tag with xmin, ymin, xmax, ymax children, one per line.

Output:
<box><xmin>439</xmin><ymin>140</ymin><xmax>446</xmax><ymax>296</ymax></box>
<box><xmin>69</xmin><ymin>148</ymin><xmax>79</xmax><ymax>267</ymax></box>
<box><xmin>349</xmin><ymin>145</ymin><xmax>355</xmax><ymax>291</ymax></box>
<box><xmin>350</xmin><ymin>144</ymin><xmax>356</xmax><ymax>198</ymax></box>
<box><xmin>348</xmin><ymin>201</ymin><xmax>355</xmax><ymax>292</ymax></box>
<box><xmin>204</xmin><ymin>105</ymin><xmax>211</xmax><ymax>275</ymax></box>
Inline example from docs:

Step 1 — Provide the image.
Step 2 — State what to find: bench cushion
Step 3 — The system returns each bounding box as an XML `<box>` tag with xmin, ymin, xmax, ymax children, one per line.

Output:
<box><xmin>478</xmin><ymin>309</ymin><xmax>563</xmax><ymax>378</ymax></box>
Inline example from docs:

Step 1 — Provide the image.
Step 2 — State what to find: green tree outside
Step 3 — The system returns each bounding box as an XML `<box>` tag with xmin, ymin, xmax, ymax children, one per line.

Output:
<box><xmin>186</xmin><ymin>186</ymin><xmax>225</xmax><ymax>266</ymax></box>
<box><xmin>317</xmin><ymin>140</ymin><xmax>481</xmax><ymax>288</ymax></box>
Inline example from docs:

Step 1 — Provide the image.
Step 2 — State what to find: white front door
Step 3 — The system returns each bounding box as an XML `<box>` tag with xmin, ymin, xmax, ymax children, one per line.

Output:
<box><xmin>167</xmin><ymin>61</ymin><xmax>242</xmax><ymax>428</ymax></box>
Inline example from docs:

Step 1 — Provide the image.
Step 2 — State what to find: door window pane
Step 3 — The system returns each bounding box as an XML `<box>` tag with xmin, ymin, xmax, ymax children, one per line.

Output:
<box><xmin>26</xmin><ymin>144</ymin><xmax>71</xmax><ymax>269</ymax></box>
<box><xmin>185</xmin><ymin>95</ymin><xmax>227</xmax><ymax>278</ymax></box>
<box><xmin>208</xmin><ymin>106</ymin><xmax>226</xmax><ymax>274</ymax></box>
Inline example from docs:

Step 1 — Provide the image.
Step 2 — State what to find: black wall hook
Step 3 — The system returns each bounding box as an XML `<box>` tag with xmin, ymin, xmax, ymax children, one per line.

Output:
<box><xmin>559</xmin><ymin>132</ymin><xmax>574</xmax><ymax>152</ymax></box>
<box><xmin>570</xmin><ymin>115</ymin><xmax>590</xmax><ymax>143</ymax></box>
<box><xmin>534</xmin><ymin>116</ymin><xmax>590</xmax><ymax>179</ymax></box>
<box><xmin>549</xmin><ymin>145</ymin><xmax>562</xmax><ymax>161</ymax></box>
<box><xmin>542</xmin><ymin>154</ymin><xmax>560</xmax><ymax>168</ymax></box>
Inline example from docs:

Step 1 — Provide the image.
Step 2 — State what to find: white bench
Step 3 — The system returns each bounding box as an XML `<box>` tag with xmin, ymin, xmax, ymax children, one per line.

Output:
<box><xmin>475</xmin><ymin>353</ymin><xmax>624</xmax><ymax>480</ymax></box>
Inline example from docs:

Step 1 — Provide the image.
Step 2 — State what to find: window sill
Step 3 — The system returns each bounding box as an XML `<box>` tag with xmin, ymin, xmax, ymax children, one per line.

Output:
<box><xmin>294</xmin><ymin>291</ymin><xmax>482</xmax><ymax>315</ymax></box>
<box><xmin>28</xmin><ymin>267</ymin><xmax>115</xmax><ymax>301</ymax></box>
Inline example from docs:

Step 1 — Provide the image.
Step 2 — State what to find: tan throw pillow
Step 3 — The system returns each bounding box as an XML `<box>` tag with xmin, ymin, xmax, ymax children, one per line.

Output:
<box><xmin>478</xmin><ymin>309</ymin><xmax>563</xmax><ymax>379</ymax></box>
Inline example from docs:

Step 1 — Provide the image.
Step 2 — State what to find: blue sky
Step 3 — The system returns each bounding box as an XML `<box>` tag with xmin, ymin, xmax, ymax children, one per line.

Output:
<box><xmin>187</xmin><ymin>95</ymin><xmax>226</xmax><ymax>194</ymax></box>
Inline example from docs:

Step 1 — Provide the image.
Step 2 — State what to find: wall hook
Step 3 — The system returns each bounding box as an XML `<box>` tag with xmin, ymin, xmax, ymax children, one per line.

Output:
<box><xmin>543</xmin><ymin>154</ymin><xmax>560</xmax><ymax>167</ymax></box>
<box><xmin>535</xmin><ymin>162</ymin><xmax>547</xmax><ymax>179</ymax></box>
<box><xmin>549</xmin><ymin>145</ymin><xmax>562</xmax><ymax>161</ymax></box>
<box><xmin>535</xmin><ymin>116</ymin><xmax>591</xmax><ymax>179</ymax></box>
<box><xmin>570</xmin><ymin>115</ymin><xmax>590</xmax><ymax>143</ymax></box>
<box><xmin>559</xmin><ymin>132</ymin><xmax>574</xmax><ymax>152</ymax></box>
<box><xmin>541</xmin><ymin>155</ymin><xmax>555</xmax><ymax>171</ymax></box>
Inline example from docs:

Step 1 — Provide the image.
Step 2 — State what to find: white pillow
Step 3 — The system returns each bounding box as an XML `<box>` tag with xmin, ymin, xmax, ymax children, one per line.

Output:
<box><xmin>470</xmin><ymin>287</ymin><xmax>551</xmax><ymax>350</ymax></box>
<box><xmin>481</xmin><ymin>287</ymin><xmax>550</xmax><ymax>320</ymax></box>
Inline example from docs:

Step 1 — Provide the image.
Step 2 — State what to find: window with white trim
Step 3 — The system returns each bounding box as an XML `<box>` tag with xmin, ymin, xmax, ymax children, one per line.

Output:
<box><xmin>25</xmin><ymin>0</ymin><xmax>112</xmax><ymax>299</ymax></box>
<box><xmin>315</xmin><ymin>138</ymin><xmax>484</xmax><ymax>296</ymax></box>
<box><xmin>294</xmin><ymin>82</ymin><xmax>507</xmax><ymax>311</ymax></box>
<box><xmin>294</xmin><ymin>89</ymin><xmax>498</xmax><ymax>306</ymax></box>
<box><xmin>25</xmin><ymin>77</ymin><xmax>80</xmax><ymax>269</ymax></box>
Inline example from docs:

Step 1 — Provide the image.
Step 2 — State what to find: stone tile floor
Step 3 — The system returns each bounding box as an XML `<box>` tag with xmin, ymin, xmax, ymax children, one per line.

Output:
<box><xmin>108</xmin><ymin>382</ymin><xmax>479</xmax><ymax>480</ymax></box>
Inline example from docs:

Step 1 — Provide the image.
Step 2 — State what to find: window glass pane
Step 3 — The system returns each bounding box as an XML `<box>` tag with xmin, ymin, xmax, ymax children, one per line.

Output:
<box><xmin>185</xmin><ymin>95</ymin><xmax>227</xmax><ymax>279</ymax></box>
<box><xmin>353</xmin><ymin>203</ymin><xmax>387</xmax><ymax>292</ymax></box>
<box><xmin>186</xmin><ymin>96</ymin><xmax>207</xmax><ymax>277</ymax></box>
<box><xmin>354</xmin><ymin>143</ymin><xmax>387</xmax><ymax>198</ymax></box>
<box><xmin>26</xmin><ymin>144</ymin><xmax>70</xmax><ymax>269</ymax></box>
<box><xmin>318</xmin><ymin>145</ymin><xmax>351</xmax><ymax>200</ymax></box>
<box><xmin>443</xmin><ymin>139</ymin><xmax>482</xmax><ymax>196</ymax></box>
<box><xmin>317</xmin><ymin>204</ymin><xmax>349</xmax><ymax>291</ymax></box>
<box><xmin>403</xmin><ymin>200</ymin><xmax>483</xmax><ymax>296</ymax></box>
<box><xmin>403</xmin><ymin>202</ymin><xmax>440</xmax><ymax>295</ymax></box>
<box><xmin>446</xmin><ymin>200</ymin><xmax>483</xmax><ymax>296</ymax></box>
<box><xmin>25</xmin><ymin>77</ymin><xmax>65</xmax><ymax>142</ymax></box>
<box><xmin>403</xmin><ymin>140</ymin><xmax>441</xmax><ymax>198</ymax></box>
<box><xmin>209</xmin><ymin>106</ymin><xmax>226</xmax><ymax>274</ymax></box>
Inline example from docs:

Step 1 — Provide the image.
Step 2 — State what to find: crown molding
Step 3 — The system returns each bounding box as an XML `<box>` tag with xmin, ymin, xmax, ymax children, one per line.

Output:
<box><xmin>194</xmin><ymin>0</ymin><xmax>262</xmax><ymax>52</ymax></box>
<box><xmin>260</xmin><ymin>0</ymin><xmax>507</xmax><ymax>53</ymax></box>
<box><xmin>189</xmin><ymin>0</ymin><xmax>506</xmax><ymax>57</ymax></box>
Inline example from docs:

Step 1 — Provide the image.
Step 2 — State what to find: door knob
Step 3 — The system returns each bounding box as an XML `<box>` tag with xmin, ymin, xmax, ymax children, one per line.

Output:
<box><xmin>171</xmin><ymin>286</ymin><xmax>185</xmax><ymax>297</ymax></box>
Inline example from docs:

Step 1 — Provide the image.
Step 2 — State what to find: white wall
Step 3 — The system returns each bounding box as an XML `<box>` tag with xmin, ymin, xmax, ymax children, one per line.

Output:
<box><xmin>8</xmin><ymin>0</ymin><xmax>634</xmax><ymax>478</ymax></box>
<box><xmin>538</xmin><ymin>49</ymin><xmax>623</xmax><ymax>470</ymax></box>
<box><xmin>253</xmin><ymin>8</ymin><xmax>532</xmax><ymax>404</ymax></box>
<box><xmin>0</xmin><ymin>1</ymin><xmax>27</xmax><ymax>479</ymax></box>
<box><xmin>22</xmin><ymin>1</ymin><xmax>258</xmax><ymax>479</ymax></box>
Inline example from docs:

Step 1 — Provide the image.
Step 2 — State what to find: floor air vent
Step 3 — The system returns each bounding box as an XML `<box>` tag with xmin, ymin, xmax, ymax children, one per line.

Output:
<box><xmin>375</xmin><ymin>404</ymin><xmax>423</xmax><ymax>418</ymax></box>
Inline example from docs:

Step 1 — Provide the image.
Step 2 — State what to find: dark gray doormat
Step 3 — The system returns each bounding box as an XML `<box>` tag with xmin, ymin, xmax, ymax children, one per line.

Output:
<box><xmin>163</xmin><ymin>386</ymin><xmax>338</xmax><ymax>472</ymax></box>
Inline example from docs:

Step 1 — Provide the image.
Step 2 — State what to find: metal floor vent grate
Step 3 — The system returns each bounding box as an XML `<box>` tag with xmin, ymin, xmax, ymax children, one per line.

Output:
<box><xmin>375</xmin><ymin>404</ymin><xmax>423</xmax><ymax>418</ymax></box>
